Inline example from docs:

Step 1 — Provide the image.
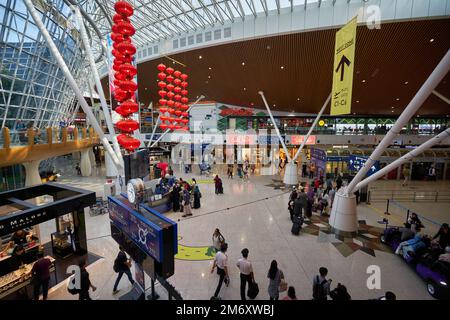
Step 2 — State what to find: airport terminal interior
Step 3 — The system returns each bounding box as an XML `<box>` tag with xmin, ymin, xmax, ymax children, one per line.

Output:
<box><xmin>0</xmin><ymin>0</ymin><xmax>450</xmax><ymax>302</ymax></box>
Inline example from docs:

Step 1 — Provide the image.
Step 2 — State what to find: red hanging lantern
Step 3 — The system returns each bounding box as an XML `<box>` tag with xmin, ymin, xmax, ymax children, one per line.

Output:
<box><xmin>174</xmin><ymin>94</ymin><xmax>181</xmax><ymax>101</ymax></box>
<box><xmin>166</xmin><ymin>84</ymin><xmax>175</xmax><ymax>91</ymax></box>
<box><xmin>159</xmin><ymin>123</ymin><xmax>168</xmax><ymax>130</ymax></box>
<box><xmin>115</xmin><ymin>72</ymin><xmax>127</xmax><ymax>81</ymax></box>
<box><xmin>120</xmin><ymin>100</ymin><xmax>138</xmax><ymax>114</ymax></box>
<box><xmin>157</xmin><ymin>72</ymin><xmax>166</xmax><ymax>80</ymax></box>
<box><xmin>119</xmin><ymin>80</ymin><xmax>137</xmax><ymax>92</ymax></box>
<box><xmin>166</xmin><ymin>92</ymin><xmax>175</xmax><ymax>99</ymax></box>
<box><xmin>181</xmin><ymin>126</ymin><xmax>189</xmax><ymax>131</ymax></box>
<box><xmin>113</xmin><ymin>79</ymin><xmax>122</xmax><ymax>87</ymax></box>
<box><xmin>168</xmin><ymin>109</ymin><xmax>175</xmax><ymax>115</ymax></box>
<box><xmin>113</xmin><ymin>13</ymin><xmax>130</xmax><ymax>24</ymax></box>
<box><xmin>159</xmin><ymin>99</ymin><xmax>167</xmax><ymax>106</ymax></box>
<box><xmin>166</xmin><ymin>100</ymin><xmax>175</xmax><ymax>107</ymax></box>
<box><xmin>158</xmin><ymin>81</ymin><xmax>167</xmax><ymax>88</ymax></box>
<box><xmin>174</xmin><ymin>86</ymin><xmax>182</xmax><ymax>93</ymax></box>
<box><xmin>158</xmin><ymin>90</ymin><xmax>167</xmax><ymax>97</ymax></box>
<box><xmin>180</xmin><ymin>104</ymin><xmax>189</xmax><ymax>111</ymax></box>
<box><xmin>160</xmin><ymin>115</ymin><xmax>168</xmax><ymax>121</ymax></box>
<box><xmin>168</xmin><ymin>124</ymin><xmax>175</xmax><ymax>130</ymax></box>
<box><xmin>117</xmin><ymin>41</ymin><xmax>136</xmax><ymax>55</ymax></box>
<box><xmin>118</xmin><ymin>63</ymin><xmax>136</xmax><ymax>77</ymax></box>
<box><xmin>166</xmin><ymin>67</ymin><xmax>174</xmax><ymax>75</ymax></box>
<box><xmin>112</xmin><ymin>64</ymin><xmax>121</xmax><ymax>72</ymax></box>
<box><xmin>116</xmin><ymin>21</ymin><xmax>135</xmax><ymax>36</ymax></box>
<box><xmin>181</xmin><ymin>97</ymin><xmax>189</xmax><ymax>104</ymax></box>
<box><xmin>112</xmin><ymin>24</ymin><xmax>120</xmax><ymax>33</ymax></box>
<box><xmin>181</xmin><ymin>81</ymin><xmax>188</xmax><ymax>88</ymax></box>
<box><xmin>166</xmin><ymin>75</ymin><xmax>174</xmax><ymax>83</ymax></box>
<box><xmin>175</xmin><ymin>110</ymin><xmax>182</xmax><ymax>116</ymax></box>
<box><xmin>180</xmin><ymin>74</ymin><xmax>188</xmax><ymax>81</ymax></box>
<box><xmin>173</xmin><ymin>70</ymin><xmax>182</xmax><ymax>78</ymax></box>
<box><xmin>181</xmin><ymin>112</ymin><xmax>189</xmax><ymax>117</ymax></box>
<box><xmin>173</xmin><ymin>78</ymin><xmax>182</xmax><ymax>86</ymax></box>
<box><xmin>116</xmin><ymin>119</ymin><xmax>139</xmax><ymax>133</ymax></box>
<box><xmin>114</xmin><ymin>1</ymin><xmax>134</xmax><ymax>17</ymax></box>
<box><xmin>174</xmin><ymin>125</ymin><xmax>182</xmax><ymax>130</ymax></box>
<box><xmin>181</xmin><ymin>89</ymin><xmax>188</xmax><ymax>96</ymax></box>
<box><xmin>157</xmin><ymin>64</ymin><xmax>166</xmax><ymax>72</ymax></box>
<box><xmin>174</xmin><ymin>102</ymin><xmax>182</xmax><ymax>108</ymax></box>
<box><xmin>159</xmin><ymin>107</ymin><xmax>168</xmax><ymax>113</ymax></box>
<box><xmin>181</xmin><ymin>119</ymin><xmax>189</xmax><ymax>124</ymax></box>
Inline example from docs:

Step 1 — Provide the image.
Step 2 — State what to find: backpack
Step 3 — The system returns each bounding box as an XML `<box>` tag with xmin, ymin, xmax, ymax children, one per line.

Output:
<box><xmin>312</xmin><ymin>275</ymin><xmax>328</xmax><ymax>300</ymax></box>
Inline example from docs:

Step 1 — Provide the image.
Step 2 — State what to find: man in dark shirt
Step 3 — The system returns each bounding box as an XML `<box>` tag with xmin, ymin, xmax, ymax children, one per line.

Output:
<box><xmin>79</xmin><ymin>260</ymin><xmax>96</xmax><ymax>300</ymax></box>
<box><xmin>10</xmin><ymin>230</ymin><xmax>29</xmax><ymax>245</ymax></box>
<box><xmin>433</xmin><ymin>223</ymin><xmax>449</xmax><ymax>250</ymax></box>
<box><xmin>31</xmin><ymin>252</ymin><xmax>52</xmax><ymax>300</ymax></box>
<box><xmin>113</xmin><ymin>246</ymin><xmax>134</xmax><ymax>294</ymax></box>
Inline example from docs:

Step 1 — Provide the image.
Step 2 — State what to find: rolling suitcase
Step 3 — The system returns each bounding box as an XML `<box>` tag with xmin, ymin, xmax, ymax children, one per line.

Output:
<box><xmin>291</xmin><ymin>216</ymin><xmax>303</xmax><ymax>235</ymax></box>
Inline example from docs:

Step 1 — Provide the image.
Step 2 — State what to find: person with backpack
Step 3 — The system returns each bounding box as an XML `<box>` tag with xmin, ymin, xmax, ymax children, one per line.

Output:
<box><xmin>267</xmin><ymin>260</ymin><xmax>285</xmax><ymax>300</ymax></box>
<box><xmin>330</xmin><ymin>283</ymin><xmax>351</xmax><ymax>300</ymax></box>
<box><xmin>113</xmin><ymin>246</ymin><xmax>135</xmax><ymax>294</ymax></box>
<box><xmin>236</xmin><ymin>248</ymin><xmax>255</xmax><ymax>300</ymax></box>
<box><xmin>211</xmin><ymin>243</ymin><xmax>229</xmax><ymax>299</ymax></box>
<box><xmin>312</xmin><ymin>267</ymin><xmax>331</xmax><ymax>301</ymax></box>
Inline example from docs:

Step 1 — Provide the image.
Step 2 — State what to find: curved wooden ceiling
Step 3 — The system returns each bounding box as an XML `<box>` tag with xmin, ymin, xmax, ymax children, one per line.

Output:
<box><xmin>102</xmin><ymin>18</ymin><xmax>450</xmax><ymax>116</ymax></box>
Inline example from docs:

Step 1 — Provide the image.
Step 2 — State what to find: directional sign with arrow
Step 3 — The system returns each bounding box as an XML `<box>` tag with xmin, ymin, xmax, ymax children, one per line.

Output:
<box><xmin>331</xmin><ymin>17</ymin><xmax>357</xmax><ymax>116</ymax></box>
<box><xmin>336</xmin><ymin>55</ymin><xmax>351</xmax><ymax>81</ymax></box>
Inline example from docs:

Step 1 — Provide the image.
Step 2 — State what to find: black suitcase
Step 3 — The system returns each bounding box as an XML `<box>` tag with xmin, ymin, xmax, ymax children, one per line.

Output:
<box><xmin>247</xmin><ymin>282</ymin><xmax>259</xmax><ymax>299</ymax></box>
<box><xmin>291</xmin><ymin>216</ymin><xmax>303</xmax><ymax>235</ymax></box>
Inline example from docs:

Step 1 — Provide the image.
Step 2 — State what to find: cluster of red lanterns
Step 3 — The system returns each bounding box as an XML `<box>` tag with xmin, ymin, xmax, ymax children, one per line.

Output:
<box><xmin>157</xmin><ymin>64</ymin><xmax>190</xmax><ymax>131</ymax></box>
<box><xmin>111</xmin><ymin>1</ymin><xmax>140</xmax><ymax>152</ymax></box>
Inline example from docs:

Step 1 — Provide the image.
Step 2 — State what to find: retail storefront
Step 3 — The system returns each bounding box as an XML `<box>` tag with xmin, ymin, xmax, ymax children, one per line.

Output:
<box><xmin>0</xmin><ymin>183</ymin><xmax>97</xmax><ymax>300</ymax></box>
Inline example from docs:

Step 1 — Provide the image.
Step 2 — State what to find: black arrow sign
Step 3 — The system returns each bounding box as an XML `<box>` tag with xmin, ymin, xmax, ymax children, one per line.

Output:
<box><xmin>335</xmin><ymin>55</ymin><xmax>351</xmax><ymax>81</ymax></box>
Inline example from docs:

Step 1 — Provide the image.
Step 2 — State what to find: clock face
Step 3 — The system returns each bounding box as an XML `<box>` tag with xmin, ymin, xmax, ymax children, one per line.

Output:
<box><xmin>127</xmin><ymin>182</ymin><xmax>136</xmax><ymax>203</ymax></box>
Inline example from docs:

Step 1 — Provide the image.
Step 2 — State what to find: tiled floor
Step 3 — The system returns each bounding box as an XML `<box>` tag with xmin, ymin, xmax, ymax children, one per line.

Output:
<box><xmin>41</xmin><ymin>164</ymin><xmax>449</xmax><ymax>300</ymax></box>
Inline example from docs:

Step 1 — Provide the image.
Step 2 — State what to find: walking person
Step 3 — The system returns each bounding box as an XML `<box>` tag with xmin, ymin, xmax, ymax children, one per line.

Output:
<box><xmin>267</xmin><ymin>260</ymin><xmax>285</xmax><ymax>300</ymax></box>
<box><xmin>193</xmin><ymin>183</ymin><xmax>201</xmax><ymax>209</ymax></box>
<box><xmin>312</xmin><ymin>267</ymin><xmax>331</xmax><ymax>301</ymax></box>
<box><xmin>182</xmin><ymin>187</ymin><xmax>192</xmax><ymax>217</ymax></box>
<box><xmin>282</xmin><ymin>286</ymin><xmax>298</xmax><ymax>300</ymax></box>
<box><xmin>113</xmin><ymin>246</ymin><xmax>135</xmax><ymax>294</ymax></box>
<box><xmin>79</xmin><ymin>260</ymin><xmax>96</xmax><ymax>300</ymax></box>
<box><xmin>31</xmin><ymin>251</ymin><xmax>52</xmax><ymax>300</ymax></box>
<box><xmin>227</xmin><ymin>165</ymin><xmax>233</xmax><ymax>179</ymax></box>
<box><xmin>214</xmin><ymin>175</ymin><xmax>223</xmax><ymax>194</ymax></box>
<box><xmin>211</xmin><ymin>243</ymin><xmax>229</xmax><ymax>299</ymax></box>
<box><xmin>402</xmin><ymin>165</ymin><xmax>410</xmax><ymax>186</ymax></box>
<box><xmin>306</xmin><ymin>186</ymin><xmax>314</xmax><ymax>219</ymax></box>
<box><xmin>236</xmin><ymin>248</ymin><xmax>254</xmax><ymax>300</ymax></box>
<box><xmin>171</xmin><ymin>183</ymin><xmax>181</xmax><ymax>212</ymax></box>
<box><xmin>212</xmin><ymin>228</ymin><xmax>225</xmax><ymax>252</ymax></box>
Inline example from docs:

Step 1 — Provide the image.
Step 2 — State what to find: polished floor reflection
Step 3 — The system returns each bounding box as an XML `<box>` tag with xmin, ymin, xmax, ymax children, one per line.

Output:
<box><xmin>42</xmin><ymin>165</ymin><xmax>449</xmax><ymax>300</ymax></box>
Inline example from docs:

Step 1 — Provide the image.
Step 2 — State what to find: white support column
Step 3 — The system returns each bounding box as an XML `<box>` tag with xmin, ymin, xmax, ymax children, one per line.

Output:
<box><xmin>258</xmin><ymin>91</ymin><xmax>298</xmax><ymax>185</ymax></box>
<box><xmin>147</xmin><ymin>116</ymin><xmax>160</xmax><ymax>147</ymax></box>
<box><xmin>330</xmin><ymin>49</ymin><xmax>450</xmax><ymax>235</ymax></box>
<box><xmin>346</xmin><ymin>49</ymin><xmax>450</xmax><ymax>195</ymax></box>
<box><xmin>432</xmin><ymin>90</ymin><xmax>450</xmax><ymax>105</ymax></box>
<box><xmin>80</xmin><ymin>149</ymin><xmax>92</xmax><ymax>176</ymax></box>
<box><xmin>23</xmin><ymin>160</ymin><xmax>42</xmax><ymax>187</ymax></box>
<box><xmin>150</xmin><ymin>95</ymin><xmax>204</xmax><ymax>148</ymax></box>
<box><xmin>356</xmin><ymin>128</ymin><xmax>450</xmax><ymax>190</ymax></box>
<box><xmin>24</xmin><ymin>0</ymin><xmax>122</xmax><ymax>171</ymax></box>
<box><xmin>292</xmin><ymin>93</ymin><xmax>331</xmax><ymax>162</ymax></box>
<box><xmin>74</xmin><ymin>7</ymin><xmax>123</xmax><ymax>165</ymax></box>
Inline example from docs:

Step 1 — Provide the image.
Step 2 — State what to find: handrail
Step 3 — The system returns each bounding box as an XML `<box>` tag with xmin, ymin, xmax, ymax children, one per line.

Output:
<box><xmin>387</xmin><ymin>199</ymin><xmax>442</xmax><ymax>228</ymax></box>
<box><xmin>368</xmin><ymin>188</ymin><xmax>450</xmax><ymax>202</ymax></box>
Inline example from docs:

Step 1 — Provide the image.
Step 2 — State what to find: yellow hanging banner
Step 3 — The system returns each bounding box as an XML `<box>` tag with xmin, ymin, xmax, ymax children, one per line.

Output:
<box><xmin>331</xmin><ymin>17</ymin><xmax>357</xmax><ymax>116</ymax></box>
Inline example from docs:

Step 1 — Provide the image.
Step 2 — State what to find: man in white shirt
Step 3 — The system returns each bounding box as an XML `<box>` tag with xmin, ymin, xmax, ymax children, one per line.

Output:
<box><xmin>211</xmin><ymin>243</ymin><xmax>229</xmax><ymax>299</ymax></box>
<box><xmin>236</xmin><ymin>248</ymin><xmax>254</xmax><ymax>300</ymax></box>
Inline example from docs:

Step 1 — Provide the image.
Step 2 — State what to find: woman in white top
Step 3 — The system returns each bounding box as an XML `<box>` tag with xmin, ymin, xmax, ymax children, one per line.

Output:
<box><xmin>212</xmin><ymin>228</ymin><xmax>225</xmax><ymax>252</ymax></box>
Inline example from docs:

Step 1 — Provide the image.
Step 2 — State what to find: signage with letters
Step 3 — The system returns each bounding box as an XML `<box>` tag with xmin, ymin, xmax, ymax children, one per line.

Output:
<box><xmin>349</xmin><ymin>155</ymin><xmax>380</xmax><ymax>176</ymax></box>
<box><xmin>331</xmin><ymin>17</ymin><xmax>357</xmax><ymax>116</ymax></box>
<box><xmin>290</xmin><ymin>135</ymin><xmax>316</xmax><ymax>145</ymax></box>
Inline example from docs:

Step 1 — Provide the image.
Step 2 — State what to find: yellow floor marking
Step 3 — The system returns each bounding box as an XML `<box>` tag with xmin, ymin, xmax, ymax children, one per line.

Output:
<box><xmin>175</xmin><ymin>235</ymin><xmax>215</xmax><ymax>261</ymax></box>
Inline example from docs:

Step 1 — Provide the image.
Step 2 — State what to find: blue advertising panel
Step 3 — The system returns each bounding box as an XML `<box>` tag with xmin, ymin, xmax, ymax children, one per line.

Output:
<box><xmin>349</xmin><ymin>155</ymin><xmax>380</xmax><ymax>176</ymax></box>
<box><xmin>310</xmin><ymin>148</ymin><xmax>327</xmax><ymax>177</ymax></box>
<box><xmin>134</xmin><ymin>262</ymin><xmax>145</xmax><ymax>294</ymax></box>
<box><xmin>108</xmin><ymin>196</ymin><xmax>163</xmax><ymax>262</ymax></box>
<box><xmin>327</xmin><ymin>156</ymin><xmax>348</xmax><ymax>162</ymax></box>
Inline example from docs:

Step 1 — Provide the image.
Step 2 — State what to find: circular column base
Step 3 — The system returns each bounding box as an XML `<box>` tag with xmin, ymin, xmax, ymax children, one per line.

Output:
<box><xmin>329</xmin><ymin>189</ymin><xmax>359</xmax><ymax>234</ymax></box>
<box><xmin>283</xmin><ymin>163</ymin><xmax>298</xmax><ymax>185</ymax></box>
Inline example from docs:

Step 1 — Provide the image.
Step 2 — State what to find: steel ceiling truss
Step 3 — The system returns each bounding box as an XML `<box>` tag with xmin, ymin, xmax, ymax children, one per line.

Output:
<box><xmin>81</xmin><ymin>0</ymin><xmax>366</xmax><ymax>56</ymax></box>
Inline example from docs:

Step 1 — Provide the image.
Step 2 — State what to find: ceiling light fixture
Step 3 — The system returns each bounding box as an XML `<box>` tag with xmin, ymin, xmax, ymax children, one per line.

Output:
<box><xmin>199</xmin><ymin>55</ymin><xmax>203</xmax><ymax>59</ymax></box>
<box><xmin>404</xmin><ymin>81</ymin><xmax>409</xmax><ymax>85</ymax></box>
<box><xmin>362</xmin><ymin>79</ymin><xmax>366</xmax><ymax>83</ymax></box>
<box><xmin>356</xmin><ymin>100</ymin><xmax>359</xmax><ymax>103</ymax></box>
<box><xmin>208</xmin><ymin>67</ymin><xmax>212</xmax><ymax>70</ymax></box>
<box><xmin>241</xmin><ymin>62</ymin><xmax>245</xmax><ymax>66</ymax></box>
<box><xmin>208</xmin><ymin>75</ymin><xmax>211</xmax><ymax>79</ymax></box>
<box><xmin>396</xmin><ymin>98</ymin><xmax>400</xmax><ymax>101</ymax></box>
<box><xmin>297</xmin><ymin>98</ymin><xmax>300</xmax><ymax>101</ymax></box>
<box><xmin>280</xmin><ymin>66</ymin><xmax>284</xmax><ymax>70</ymax></box>
<box><xmin>243</xmin><ymin>87</ymin><xmax>246</xmax><ymax>91</ymax></box>
<box><xmin>430</xmin><ymin>38</ymin><xmax>435</xmax><ymax>43</ymax></box>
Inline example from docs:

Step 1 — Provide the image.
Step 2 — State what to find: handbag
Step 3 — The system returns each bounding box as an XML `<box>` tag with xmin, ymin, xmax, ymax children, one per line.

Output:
<box><xmin>247</xmin><ymin>282</ymin><xmax>259</xmax><ymax>299</ymax></box>
<box><xmin>279</xmin><ymin>278</ymin><xmax>288</xmax><ymax>292</ymax></box>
